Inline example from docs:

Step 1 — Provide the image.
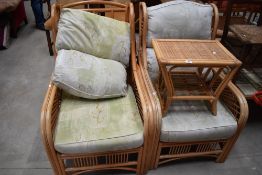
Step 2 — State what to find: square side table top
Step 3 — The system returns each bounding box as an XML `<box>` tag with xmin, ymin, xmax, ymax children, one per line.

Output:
<box><xmin>152</xmin><ymin>39</ymin><xmax>241</xmax><ymax>66</ymax></box>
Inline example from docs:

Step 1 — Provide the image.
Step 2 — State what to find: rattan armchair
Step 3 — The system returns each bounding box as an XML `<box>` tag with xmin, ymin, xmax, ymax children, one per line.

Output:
<box><xmin>41</xmin><ymin>1</ymin><xmax>156</xmax><ymax>175</ymax></box>
<box><xmin>138</xmin><ymin>1</ymin><xmax>249</xmax><ymax>170</ymax></box>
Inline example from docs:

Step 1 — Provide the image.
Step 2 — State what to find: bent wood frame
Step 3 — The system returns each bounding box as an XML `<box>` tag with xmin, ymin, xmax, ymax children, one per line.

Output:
<box><xmin>138</xmin><ymin>1</ymin><xmax>248</xmax><ymax>170</ymax></box>
<box><xmin>41</xmin><ymin>1</ymin><xmax>156</xmax><ymax>175</ymax></box>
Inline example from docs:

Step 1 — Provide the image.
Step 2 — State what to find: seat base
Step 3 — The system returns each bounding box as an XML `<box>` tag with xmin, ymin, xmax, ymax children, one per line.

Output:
<box><xmin>155</xmin><ymin>140</ymin><xmax>227</xmax><ymax>168</ymax></box>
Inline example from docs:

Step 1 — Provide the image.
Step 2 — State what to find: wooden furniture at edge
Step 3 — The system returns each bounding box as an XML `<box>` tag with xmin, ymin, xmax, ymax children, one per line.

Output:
<box><xmin>202</xmin><ymin>0</ymin><xmax>261</xmax><ymax>37</ymax></box>
<box><xmin>152</xmin><ymin>39</ymin><xmax>242</xmax><ymax>116</ymax></box>
<box><xmin>41</xmin><ymin>1</ymin><xmax>156</xmax><ymax>175</ymax></box>
<box><xmin>221</xmin><ymin>0</ymin><xmax>262</xmax><ymax>99</ymax></box>
<box><xmin>222</xmin><ymin>0</ymin><xmax>262</xmax><ymax>59</ymax></box>
<box><xmin>138</xmin><ymin>1</ymin><xmax>249</xmax><ymax>170</ymax></box>
<box><xmin>0</xmin><ymin>0</ymin><xmax>28</xmax><ymax>37</ymax></box>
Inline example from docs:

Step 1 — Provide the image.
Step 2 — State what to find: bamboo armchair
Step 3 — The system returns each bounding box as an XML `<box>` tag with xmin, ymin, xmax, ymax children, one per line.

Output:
<box><xmin>138</xmin><ymin>1</ymin><xmax>248</xmax><ymax>170</ymax></box>
<box><xmin>41</xmin><ymin>1</ymin><xmax>156</xmax><ymax>175</ymax></box>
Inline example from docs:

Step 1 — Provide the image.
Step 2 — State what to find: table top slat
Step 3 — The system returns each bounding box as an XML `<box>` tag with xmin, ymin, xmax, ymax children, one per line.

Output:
<box><xmin>152</xmin><ymin>39</ymin><xmax>241</xmax><ymax>66</ymax></box>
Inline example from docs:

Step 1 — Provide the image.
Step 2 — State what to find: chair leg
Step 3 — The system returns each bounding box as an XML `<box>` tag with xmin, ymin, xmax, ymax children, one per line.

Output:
<box><xmin>45</xmin><ymin>30</ymin><xmax>54</xmax><ymax>56</ymax></box>
<box><xmin>137</xmin><ymin>149</ymin><xmax>145</xmax><ymax>175</ymax></box>
<box><xmin>154</xmin><ymin>145</ymin><xmax>162</xmax><ymax>169</ymax></box>
<box><xmin>216</xmin><ymin>139</ymin><xmax>237</xmax><ymax>163</ymax></box>
<box><xmin>57</xmin><ymin>155</ymin><xmax>67</xmax><ymax>175</ymax></box>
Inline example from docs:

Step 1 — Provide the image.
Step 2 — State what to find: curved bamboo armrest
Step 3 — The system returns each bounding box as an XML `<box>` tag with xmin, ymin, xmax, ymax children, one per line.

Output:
<box><xmin>44</xmin><ymin>18</ymin><xmax>52</xmax><ymax>30</ymax></box>
<box><xmin>40</xmin><ymin>83</ymin><xmax>61</xmax><ymax>174</ymax></box>
<box><xmin>137</xmin><ymin>4</ymin><xmax>162</xmax><ymax>171</ymax></box>
<box><xmin>210</xmin><ymin>3</ymin><xmax>219</xmax><ymax>40</ymax></box>
<box><xmin>138</xmin><ymin>2</ymin><xmax>148</xmax><ymax>69</ymax></box>
<box><xmin>220</xmin><ymin>81</ymin><xmax>249</xmax><ymax>129</ymax></box>
<box><xmin>129</xmin><ymin>2</ymin><xmax>161</xmax><ymax>173</ymax></box>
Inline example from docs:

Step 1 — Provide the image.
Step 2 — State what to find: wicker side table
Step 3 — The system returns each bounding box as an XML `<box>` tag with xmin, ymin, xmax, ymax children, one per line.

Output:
<box><xmin>152</xmin><ymin>39</ymin><xmax>242</xmax><ymax>115</ymax></box>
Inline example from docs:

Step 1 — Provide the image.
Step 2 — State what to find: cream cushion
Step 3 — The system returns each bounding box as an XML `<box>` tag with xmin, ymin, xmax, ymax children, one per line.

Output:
<box><xmin>161</xmin><ymin>100</ymin><xmax>238</xmax><ymax>142</ymax></box>
<box><xmin>52</xmin><ymin>50</ymin><xmax>127</xmax><ymax>99</ymax></box>
<box><xmin>147</xmin><ymin>48</ymin><xmax>160</xmax><ymax>84</ymax></box>
<box><xmin>54</xmin><ymin>86</ymin><xmax>143</xmax><ymax>154</ymax></box>
<box><xmin>147</xmin><ymin>0</ymin><xmax>213</xmax><ymax>47</ymax></box>
<box><xmin>56</xmin><ymin>8</ymin><xmax>130</xmax><ymax>66</ymax></box>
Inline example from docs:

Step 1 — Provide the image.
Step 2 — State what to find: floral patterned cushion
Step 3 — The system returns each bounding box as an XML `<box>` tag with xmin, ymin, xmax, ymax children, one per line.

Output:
<box><xmin>52</xmin><ymin>50</ymin><xmax>127</xmax><ymax>99</ymax></box>
<box><xmin>54</xmin><ymin>86</ymin><xmax>143</xmax><ymax>154</ymax></box>
<box><xmin>56</xmin><ymin>8</ymin><xmax>130</xmax><ymax>66</ymax></box>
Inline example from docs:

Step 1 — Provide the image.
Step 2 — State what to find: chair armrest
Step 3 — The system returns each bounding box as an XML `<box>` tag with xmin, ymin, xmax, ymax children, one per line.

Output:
<box><xmin>220</xmin><ymin>81</ymin><xmax>249</xmax><ymax>129</ymax></box>
<box><xmin>131</xmin><ymin>3</ymin><xmax>161</xmax><ymax>166</ymax></box>
<box><xmin>136</xmin><ymin>3</ymin><xmax>163</xmax><ymax>170</ymax></box>
<box><xmin>40</xmin><ymin>83</ymin><xmax>61</xmax><ymax>174</ymax></box>
<box><xmin>49</xmin><ymin>3</ymin><xmax>60</xmax><ymax>57</ymax></box>
<box><xmin>210</xmin><ymin>3</ymin><xmax>219</xmax><ymax>40</ymax></box>
<box><xmin>138</xmin><ymin>2</ymin><xmax>148</xmax><ymax>69</ymax></box>
<box><xmin>44</xmin><ymin>18</ymin><xmax>52</xmax><ymax>30</ymax></box>
<box><xmin>131</xmin><ymin>61</ymin><xmax>162</xmax><ymax>172</ymax></box>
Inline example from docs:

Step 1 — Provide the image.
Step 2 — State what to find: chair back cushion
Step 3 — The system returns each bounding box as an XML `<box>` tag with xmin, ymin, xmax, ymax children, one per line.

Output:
<box><xmin>56</xmin><ymin>8</ymin><xmax>130</xmax><ymax>66</ymax></box>
<box><xmin>147</xmin><ymin>0</ymin><xmax>213</xmax><ymax>47</ymax></box>
<box><xmin>52</xmin><ymin>50</ymin><xmax>127</xmax><ymax>99</ymax></box>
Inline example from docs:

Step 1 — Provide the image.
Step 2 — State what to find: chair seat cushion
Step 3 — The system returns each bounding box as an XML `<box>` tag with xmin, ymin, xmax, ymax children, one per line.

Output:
<box><xmin>54</xmin><ymin>85</ymin><xmax>143</xmax><ymax>154</ymax></box>
<box><xmin>52</xmin><ymin>49</ymin><xmax>127</xmax><ymax>99</ymax></box>
<box><xmin>161</xmin><ymin>100</ymin><xmax>237</xmax><ymax>142</ymax></box>
<box><xmin>56</xmin><ymin>8</ymin><xmax>130</xmax><ymax>66</ymax></box>
<box><xmin>147</xmin><ymin>1</ymin><xmax>212</xmax><ymax>47</ymax></box>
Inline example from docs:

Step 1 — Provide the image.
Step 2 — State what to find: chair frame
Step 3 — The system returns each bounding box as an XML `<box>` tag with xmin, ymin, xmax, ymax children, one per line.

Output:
<box><xmin>138</xmin><ymin>1</ymin><xmax>248</xmax><ymax>170</ymax></box>
<box><xmin>41</xmin><ymin>1</ymin><xmax>156</xmax><ymax>174</ymax></box>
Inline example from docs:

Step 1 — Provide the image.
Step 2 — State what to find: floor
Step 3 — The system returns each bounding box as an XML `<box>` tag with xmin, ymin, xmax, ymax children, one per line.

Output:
<box><xmin>0</xmin><ymin>1</ymin><xmax>262</xmax><ymax>175</ymax></box>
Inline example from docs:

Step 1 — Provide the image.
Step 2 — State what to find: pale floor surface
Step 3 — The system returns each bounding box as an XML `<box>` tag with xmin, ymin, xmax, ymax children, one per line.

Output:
<box><xmin>0</xmin><ymin>1</ymin><xmax>262</xmax><ymax>175</ymax></box>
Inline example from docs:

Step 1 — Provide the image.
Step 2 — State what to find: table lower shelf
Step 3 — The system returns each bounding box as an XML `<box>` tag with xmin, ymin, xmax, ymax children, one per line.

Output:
<box><xmin>158</xmin><ymin>71</ymin><xmax>220</xmax><ymax>115</ymax></box>
<box><xmin>170</xmin><ymin>72</ymin><xmax>214</xmax><ymax>97</ymax></box>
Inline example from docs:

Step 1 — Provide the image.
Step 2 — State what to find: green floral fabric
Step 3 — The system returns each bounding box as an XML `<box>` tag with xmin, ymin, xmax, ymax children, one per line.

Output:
<box><xmin>54</xmin><ymin>85</ymin><xmax>144</xmax><ymax>154</ymax></box>
<box><xmin>56</xmin><ymin>8</ymin><xmax>130</xmax><ymax>66</ymax></box>
<box><xmin>52</xmin><ymin>50</ymin><xmax>127</xmax><ymax>99</ymax></box>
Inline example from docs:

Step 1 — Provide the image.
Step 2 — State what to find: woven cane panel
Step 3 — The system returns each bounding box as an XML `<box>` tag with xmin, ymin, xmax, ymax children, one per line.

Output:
<box><xmin>221</xmin><ymin>88</ymin><xmax>240</xmax><ymax>121</ymax></box>
<box><xmin>212</xmin><ymin>78</ymin><xmax>241</xmax><ymax>121</ymax></box>
<box><xmin>153</xmin><ymin>40</ymin><xmax>239</xmax><ymax>65</ymax></box>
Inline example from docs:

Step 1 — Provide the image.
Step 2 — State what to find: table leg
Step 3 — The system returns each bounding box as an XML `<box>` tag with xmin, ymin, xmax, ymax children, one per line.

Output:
<box><xmin>213</xmin><ymin>65</ymin><xmax>240</xmax><ymax>112</ymax></box>
<box><xmin>211</xmin><ymin>99</ymin><xmax>218</xmax><ymax>116</ymax></box>
<box><xmin>159</xmin><ymin>64</ymin><xmax>174</xmax><ymax>115</ymax></box>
